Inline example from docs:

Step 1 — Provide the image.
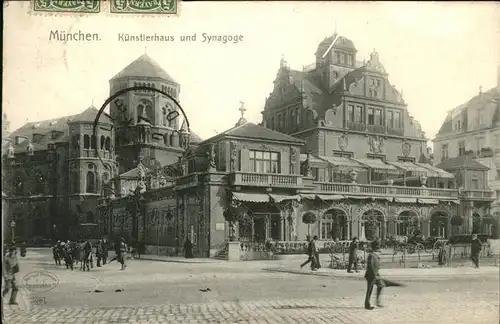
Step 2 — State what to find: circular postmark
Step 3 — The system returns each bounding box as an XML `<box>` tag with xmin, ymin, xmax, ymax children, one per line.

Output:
<box><xmin>92</xmin><ymin>85</ymin><xmax>190</xmax><ymax>166</ymax></box>
<box><xmin>22</xmin><ymin>270</ymin><xmax>59</xmax><ymax>293</ymax></box>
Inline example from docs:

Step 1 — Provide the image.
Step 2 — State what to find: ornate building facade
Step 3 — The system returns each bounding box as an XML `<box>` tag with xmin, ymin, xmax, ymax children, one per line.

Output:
<box><xmin>433</xmin><ymin>66</ymin><xmax>500</xmax><ymax>200</ymax></box>
<box><xmin>1</xmin><ymin>54</ymin><xmax>201</xmax><ymax>243</ymax></box>
<box><xmin>2</xmin><ymin>36</ymin><xmax>498</xmax><ymax>257</ymax></box>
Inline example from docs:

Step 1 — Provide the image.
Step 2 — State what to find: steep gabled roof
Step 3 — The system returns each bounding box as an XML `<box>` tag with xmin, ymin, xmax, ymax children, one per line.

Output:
<box><xmin>70</xmin><ymin>106</ymin><xmax>112</xmax><ymax>124</ymax></box>
<box><xmin>110</xmin><ymin>53</ymin><xmax>177</xmax><ymax>83</ymax></box>
<box><xmin>437</xmin><ymin>155</ymin><xmax>490</xmax><ymax>171</ymax></box>
<box><xmin>201</xmin><ymin>122</ymin><xmax>305</xmax><ymax>145</ymax></box>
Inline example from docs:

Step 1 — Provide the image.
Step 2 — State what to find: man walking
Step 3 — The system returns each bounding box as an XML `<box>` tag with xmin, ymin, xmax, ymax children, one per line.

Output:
<box><xmin>347</xmin><ymin>237</ymin><xmax>359</xmax><ymax>273</ymax></box>
<box><xmin>95</xmin><ymin>240</ymin><xmax>104</xmax><ymax>267</ymax></box>
<box><xmin>364</xmin><ymin>240</ymin><xmax>385</xmax><ymax>310</ymax></box>
<box><xmin>2</xmin><ymin>246</ymin><xmax>19</xmax><ymax>305</ymax></box>
<box><xmin>470</xmin><ymin>234</ymin><xmax>482</xmax><ymax>269</ymax></box>
<box><xmin>300</xmin><ymin>235</ymin><xmax>314</xmax><ymax>269</ymax></box>
<box><xmin>312</xmin><ymin>235</ymin><xmax>321</xmax><ymax>270</ymax></box>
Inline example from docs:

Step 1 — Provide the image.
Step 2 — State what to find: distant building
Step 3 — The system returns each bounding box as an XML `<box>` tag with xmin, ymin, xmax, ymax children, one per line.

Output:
<box><xmin>433</xmin><ymin>66</ymin><xmax>500</xmax><ymax>200</ymax></box>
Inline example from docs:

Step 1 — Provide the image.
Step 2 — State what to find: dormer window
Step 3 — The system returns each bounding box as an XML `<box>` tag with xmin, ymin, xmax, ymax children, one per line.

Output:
<box><xmin>27</xmin><ymin>141</ymin><xmax>34</xmax><ymax>156</ymax></box>
<box><xmin>49</xmin><ymin>120</ymin><xmax>57</xmax><ymax>126</ymax></box>
<box><xmin>32</xmin><ymin>123</ymin><xmax>40</xmax><ymax>129</ymax></box>
<box><xmin>7</xmin><ymin>142</ymin><xmax>15</xmax><ymax>158</ymax></box>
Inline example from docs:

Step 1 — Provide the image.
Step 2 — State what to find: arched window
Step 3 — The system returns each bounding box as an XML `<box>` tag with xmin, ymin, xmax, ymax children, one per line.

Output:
<box><xmin>91</xmin><ymin>135</ymin><xmax>97</xmax><ymax>149</ymax></box>
<box><xmin>105</xmin><ymin>137</ymin><xmax>111</xmax><ymax>151</ymax></box>
<box><xmin>100</xmin><ymin>136</ymin><xmax>105</xmax><ymax>149</ymax></box>
<box><xmin>102</xmin><ymin>172</ymin><xmax>109</xmax><ymax>184</ymax></box>
<box><xmin>14</xmin><ymin>176</ymin><xmax>24</xmax><ymax>196</ymax></box>
<box><xmin>72</xmin><ymin>135</ymin><xmax>79</xmax><ymax>150</ymax></box>
<box><xmin>164</xmin><ymin>134</ymin><xmax>169</xmax><ymax>145</ymax></box>
<box><xmin>35</xmin><ymin>171</ymin><xmax>44</xmax><ymax>194</ymax></box>
<box><xmin>162</xmin><ymin>107</ymin><xmax>167</xmax><ymax>126</ymax></box>
<box><xmin>86</xmin><ymin>171</ymin><xmax>95</xmax><ymax>193</ymax></box>
<box><xmin>72</xmin><ymin>172</ymin><xmax>79</xmax><ymax>193</ymax></box>
<box><xmin>83</xmin><ymin>135</ymin><xmax>90</xmax><ymax>149</ymax></box>
<box><xmin>86</xmin><ymin>211</ymin><xmax>94</xmax><ymax>223</ymax></box>
<box><xmin>169</xmin><ymin>133</ymin><xmax>175</xmax><ymax>146</ymax></box>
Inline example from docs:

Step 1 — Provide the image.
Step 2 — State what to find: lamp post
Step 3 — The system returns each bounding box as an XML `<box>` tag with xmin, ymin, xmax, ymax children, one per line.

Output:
<box><xmin>53</xmin><ymin>224</ymin><xmax>57</xmax><ymax>241</ymax></box>
<box><xmin>10</xmin><ymin>220</ymin><xmax>16</xmax><ymax>244</ymax></box>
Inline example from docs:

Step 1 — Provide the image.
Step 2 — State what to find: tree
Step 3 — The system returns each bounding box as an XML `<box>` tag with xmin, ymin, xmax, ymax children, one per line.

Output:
<box><xmin>302</xmin><ymin>212</ymin><xmax>317</xmax><ymax>235</ymax></box>
<box><xmin>223</xmin><ymin>206</ymin><xmax>238</xmax><ymax>241</ymax></box>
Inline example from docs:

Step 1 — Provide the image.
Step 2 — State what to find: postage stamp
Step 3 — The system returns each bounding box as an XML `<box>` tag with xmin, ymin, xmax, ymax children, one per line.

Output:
<box><xmin>110</xmin><ymin>0</ymin><xmax>178</xmax><ymax>15</ymax></box>
<box><xmin>32</xmin><ymin>0</ymin><xmax>101</xmax><ymax>14</ymax></box>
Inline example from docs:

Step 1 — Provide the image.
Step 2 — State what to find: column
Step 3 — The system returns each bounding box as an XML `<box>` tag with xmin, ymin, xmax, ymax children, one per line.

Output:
<box><xmin>346</xmin><ymin>221</ymin><xmax>351</xmax><ymax>240</ymax></box>
<box><xmin>266</xmin><ymin>214</ymin><xmax>271</xmax><ymax>240</ymax></box>
<box><xmin>280</xmin><ymin>211</ymin><xmax>285</xmax><ymax>241</ymax></box>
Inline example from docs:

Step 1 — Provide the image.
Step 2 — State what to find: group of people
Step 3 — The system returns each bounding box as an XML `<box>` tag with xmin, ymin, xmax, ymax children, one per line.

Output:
<box><xmin>52</xmin><ymin>237</ymin><xmax>129</xmax><ymax>271</ymax></box>
<box><xmin>437</xmin><ymin>233</ymin><xmax>483</xmax><ymax>268</ymax></box>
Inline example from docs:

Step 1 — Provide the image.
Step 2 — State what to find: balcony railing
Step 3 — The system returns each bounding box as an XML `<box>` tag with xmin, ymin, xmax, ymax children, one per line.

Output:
<box><xmin>462</xmin><ymin>190</ymin><xmax>494</xmax><ymax>200</ymax></box>
<box><xmin>231</xmin><ymin>172</ymin><xmax>303</xmax><ymax>188</ymax></box>
<box><xmin>314</xmin><ymin>182</ymin><xmax>459</xmax><ymax>198</ymax></box>
<box><xmin>346</xmin><ymin>122</ymin><xmax>404</xmax><ymax>136</ymax></box>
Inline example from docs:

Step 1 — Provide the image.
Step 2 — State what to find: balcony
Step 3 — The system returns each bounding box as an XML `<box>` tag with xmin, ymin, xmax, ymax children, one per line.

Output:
<box><xmin>346</xmin><ymin>122</ymin><xmax>404</xmax><ymax>136</ymax></box>
<box><xmin>231</xmin><ymin>172</ymin><xmax>303</xmax><ymax>188</ymax></box>
<box><xmin>313</xmin><ymin>181</ymin><xmax>459</xmax><ymax>199</ymax></box>
<box><xmin>461</xmin><ymin>190</ymin><xmax>495</xmax><ymax>201</ymax></box>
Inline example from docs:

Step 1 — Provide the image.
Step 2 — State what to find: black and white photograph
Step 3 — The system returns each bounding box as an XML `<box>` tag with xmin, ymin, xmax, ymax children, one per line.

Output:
<box><xmin>2</xmin><ymin>1</ymin><xmax>499</xmax><ymax>323</ymax></box>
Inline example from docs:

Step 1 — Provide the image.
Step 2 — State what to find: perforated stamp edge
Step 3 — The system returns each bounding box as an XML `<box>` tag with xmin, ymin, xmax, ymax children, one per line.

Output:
<box><xmin>28</xmin><ymin>0</ymin><xmax>105</xmax><ymax>17</ymax></box>
<box><xmin>105</xmin><ymin>0</ymin><xmax>182</xmax><ymax>19</ymax></box>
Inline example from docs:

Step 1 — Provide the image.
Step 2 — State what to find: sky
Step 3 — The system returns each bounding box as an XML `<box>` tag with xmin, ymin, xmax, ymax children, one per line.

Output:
<box><xmin>3</xmin><ymin>1</ymin><xmax>499</xmax><ymax>144</ymax></box>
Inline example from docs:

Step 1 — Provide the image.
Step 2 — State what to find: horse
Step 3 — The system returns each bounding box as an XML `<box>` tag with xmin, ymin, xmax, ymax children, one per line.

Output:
<box><xmin>76</xmin><ymin>241</ymin><xmax>94</xmax><ymax>271</ymax></box>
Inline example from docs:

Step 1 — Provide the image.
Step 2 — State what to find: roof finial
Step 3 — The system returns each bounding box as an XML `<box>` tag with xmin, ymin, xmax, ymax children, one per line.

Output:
<box><xmin>235</xmin><ymin>101</ymin><xmax>248</xmax><ymax>127</ymax></box>
<box><xmin>239</xmin><ymin>101</ymin><xmax>246</xmax><ymax>118</ymax></box>
<box><xmin>334</xmin><ymin>20</ymin><xmax>337</xmax><ymax>35</ymax></box>
<box><xmin>144</xmin><ymin>46</ymin><xmax>147</xmax><ymax>54</ymax></box>
<box><xmin>479</xmin><ymin>85</ymin><xmax>483</xmax><ymax>94</ymax></box>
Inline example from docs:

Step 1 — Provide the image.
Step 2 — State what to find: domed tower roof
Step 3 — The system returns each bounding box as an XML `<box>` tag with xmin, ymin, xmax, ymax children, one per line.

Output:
<box><xmin>110</xmin><ymin>53</ymin><xmax>177</xmax><ymax>83</ymax></box>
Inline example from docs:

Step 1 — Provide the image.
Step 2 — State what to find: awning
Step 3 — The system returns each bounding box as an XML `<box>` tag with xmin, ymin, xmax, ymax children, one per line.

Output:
<box><xmin>300</xmin><ymin>154</ymin><xmax>327</xmax><ymax>164</ymax></box>
<box><xmin>346</xmin><ymin>196</ymin><xmax>393</xmax><ymax>201</ymax></box>
<box><xmin>386</xmin><ymin>161</ymin><xmax>438</xmax><ymax>177</ymax></box>
<box><xmin>417</xmin><ymin>198</ymin><xmax>439</xmax><ymax>205</ymax></box>
<box><xmin>395</xmin><ymin>197</ymin><xmax>418</xmax><ymax>203</ymax></box>
<box><xmin>232</xmin><ymin>192</ymin><xmax>270</xmax><ymax>203</ymax></box>
<box><xmin>440</xmin><ymin>199</ymin><xmax>460</xmax><ymax>205</ymax></box>
<box><xmin>317</xmin><ymin>156</ymin><xmax>366</xmax><ymax>171</ymax></box>
<box><xmin>316</xmin><ymin>194</ymin><xmax>345</xmax><ymax>201</ymax></box>
<box><xmin>268</xmin><ymin>194</ymin><xmax>300</xmax><ymax>203</ymax></box>
<box><xmin>353</xmin><ymin>158</ymin><xmax>398</xmax><ymax>172</ymax></box>
<box><xmin>300</xmin><ymin>194</ymin><xmax>316</xmax><ymax>200</ymax></box>
<box><xmin>413</xmin><ymin>163</ymin><xmax>455</xmax><ymax>179</ymax></box>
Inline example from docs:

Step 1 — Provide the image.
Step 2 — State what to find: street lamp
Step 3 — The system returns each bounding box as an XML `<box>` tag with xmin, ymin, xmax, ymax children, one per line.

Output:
<box><xmin>10</xmin><ymin>220</ymin><xmax>16</xmax><ymax>244</ymax></box>
<box><xmin>53</xmin><ymin>224</ymin><xmax>57</xmax><ymax>241</ymax></box>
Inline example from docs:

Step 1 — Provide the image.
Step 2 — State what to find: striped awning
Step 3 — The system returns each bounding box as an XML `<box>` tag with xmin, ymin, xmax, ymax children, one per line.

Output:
<box><xmin>317</xmin><ymin>156</ymin><xmax>366</xmax><ymax>171</ymax></box>
<box><xmin>316</xmin><ymin>194</ymin><xmax>345</xmax><ymax>201</ymax></box>
<box><xmin>386</xmin><ymin>161</ymin><xmax>438</xmax><ymax>177</ymax></box>
<box><xmin>417</xmin><ymin>198</ymin><xmax>439</xmax><ymax>205</ymax></box>
<box><xmin>268</xmin><ymin>194</ymin><xmax>300</xmax><ymax>203</ymax></box>
<box><xmin>395</xmin><ymin>197</ymin><xmax>418</xmax><ymax>203</ymax></box>
<box><xmin>232</xmin><ymin>192</ymin><xmax>270</xmax><ymax>203</ymax></box>
<box><xmin>353</xmin><ymin>158</ymin><xmax>398</xmax><ymax>172</ymax></box>
<box><xmin>414</xmin><ymin>163</ymin><xmax>455</xmax><ymax>179</ymax></box>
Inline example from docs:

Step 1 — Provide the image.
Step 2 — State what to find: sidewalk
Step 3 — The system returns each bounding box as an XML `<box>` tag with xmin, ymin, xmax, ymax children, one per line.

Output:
<box><xmin>264</xmin><ymin>265</ymin><xmax>500</xmax><ymax>281</ymax></box>
<box><xmin>135</xmin><ymin>254</ymin><xmax>225</xmax><ymax>264</ymax></box>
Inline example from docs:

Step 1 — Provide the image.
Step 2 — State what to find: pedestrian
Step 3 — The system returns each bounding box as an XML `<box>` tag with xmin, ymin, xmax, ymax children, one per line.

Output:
<box><xmin>300</xmin><ymin>235</ymin><xmax>314</xmax><ymax>269</ymax></box>
<box><xmin>2</xmin><ymin>246</ymin><xmax>20</xmax><ymax>305</ymax></box>
<box><xmin>102</xmin><ymin>239</ymin><xmax>108</xmax><ymax>265</ymax></box>
<box><xmin>470</xmin><ymin>234</ymin><xmax>482</xmax><ymax>269</ymax></box>
<box><xmin>52</xmin><ymin>241</ymin><xmax>61</xmax><ymax>265</ymax></box>
<box><xmin>364</xmin><ymin>240</ymin><xmax>385</xmax><ymax>310</ymax></box>
<box><xmin>96</xmin><ymin>240</ymin><xmax>103</xmax><ymax>267</ymax></box>
<box><xmin>20</xmin><ymin>241</ymin><xmax>27</xmax><ymax>258</ymax></box>
<box><xmin>184</xmin><ymin>237</ymin><xmax>194</xmax><ymax>258</ymax></box>
<box><xmin>109</xmin><ymin>238</ymin><xmax>121</xmax><ymax>263</ymax></box>
<box><xmin>119</xmin><ymin>237</ymin><xmax>128</xmax><ymax>270</ymax></box>
<box><xmin>347</xmin><ymin>237</ymin><xmax>359</xmax><ymax>273</ymax></box>
<box><xmin>437</xmin><ymin>241</ymin><xmax>449</xmax><ymax>267</ymax></box>
<box><xmin>313</xmin><ymin>235</ymin><xmax>321</xmax><ymax>270</ymax></box>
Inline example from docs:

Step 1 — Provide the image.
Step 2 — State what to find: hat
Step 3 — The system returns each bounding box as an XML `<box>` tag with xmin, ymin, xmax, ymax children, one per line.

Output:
<box><xmin>313</xmin><ymin>235</ymin><xmax>318</xmax><ymax>240</ymax></box>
